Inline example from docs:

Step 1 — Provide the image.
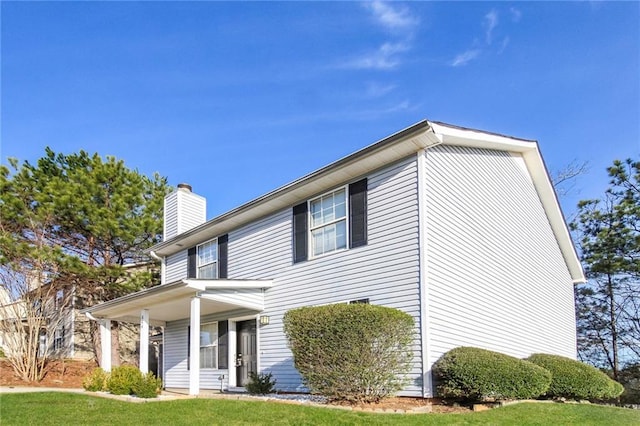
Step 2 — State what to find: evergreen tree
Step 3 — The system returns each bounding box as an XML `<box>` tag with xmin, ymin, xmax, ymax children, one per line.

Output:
<box><xmin>572</xmin><ymin>158</ymin><xmax>639</xmax><ymax>379</ymax></box>
<box><xmin>0</xmin><ymin>148</ymin><xmax>170</xmax><ymax>381</ymax></box>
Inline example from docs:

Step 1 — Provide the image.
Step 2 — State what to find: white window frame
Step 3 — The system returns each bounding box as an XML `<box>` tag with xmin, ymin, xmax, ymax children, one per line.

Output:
<box><xmin>197</xmin><ymin>239</ymin><xmax>218</xmax><ymax>279</ymax></box>
<box><xmin>308</xmin><ymin>186</ymin><xmax>349</xmax><ymax>258</ymax></box>
<box><xmin>53</xmin><ymin>325</ymin><xmax>65</xmax><ymax>350</ymax></box>
<box><xmin>199</xmin><ymin>321</ymin><xmax>218</xmax><ymax>370</ymax></box>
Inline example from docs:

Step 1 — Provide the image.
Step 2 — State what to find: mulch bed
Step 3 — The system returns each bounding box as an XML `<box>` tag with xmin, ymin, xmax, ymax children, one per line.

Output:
<box><xmin>0</xmin><ymin>359</ymin><xmax>97</xmax><ymax>388</ymax></box>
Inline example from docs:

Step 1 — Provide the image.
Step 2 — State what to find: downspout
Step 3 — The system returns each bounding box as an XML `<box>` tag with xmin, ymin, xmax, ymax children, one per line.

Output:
<box><xmin>417</xmin><ymin>149</ymin><xmax>431</xmax><ymax>398</ymax></box>
<box><xmin>149</xmin><ymin>250</ymin><xmax>165</xmax><ymax>285</ymax></box>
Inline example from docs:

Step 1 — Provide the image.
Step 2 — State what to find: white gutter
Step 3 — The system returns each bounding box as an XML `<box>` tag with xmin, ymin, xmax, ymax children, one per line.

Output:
<box><xmin>85</xmin><ymin>311</ymin><xmax>100</xmax><ymax>322</ymax></box>
<box><xmin>149</xmin><ymin>250</ymin><xmax>166</xmax><ymax>285</ymax></box>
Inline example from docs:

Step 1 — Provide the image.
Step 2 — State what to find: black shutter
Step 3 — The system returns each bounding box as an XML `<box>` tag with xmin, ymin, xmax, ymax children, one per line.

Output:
<box><xmin>218</xmin><ymin>234</ymin><xmax>228</xmax><ymax>279</ymax></box>
<box><xmin>293</xmin><ymin>202</ymin><xmax>308</xmax><ymax>263</ymax></box>
<box><xmin>218</xmin><ymin>320</ymin><xmax>228</xmax><ymax>369</ymax></box>
<box><xmin>187</xmin><ymin>326</ymin><xmax>190</xmax><ymax>370</ymax></box>
<box><xmin>349</xmin><ymin>178</ymin><xmax>368</xmax><ymax>248</ymax></box>
<box><xmin>187</xmin><ymin>247</ymin><xmax>197</xmax><ymax>278</ymax></box>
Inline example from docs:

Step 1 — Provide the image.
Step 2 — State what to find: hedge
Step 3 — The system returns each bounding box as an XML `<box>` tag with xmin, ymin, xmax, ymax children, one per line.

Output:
<box><xmin>82</xmin><ymin>368</ymin><xmax>108</xmax><ymax>392</ymax></box>
<box><xmin>106</xmin><ymin>365</ymin><xmax>143</xmax><ymax>395</ymax></box>
<box><xmin>98</xmin><ymin>365</ymin><xmax>162</xmax><ymax>398</ymax></box>
<box><xmin>433</xmin><ymin>347</ymin><xmax>552</xmax><ymax>401</ymax></box>
<box><xmin>131</xmin><ymin>372</ymin><xmax>162</xmax><ymax>398</ymax></box>
<box><xmin>526</xmin><ymin>354</ymin><xmax>624</xmax><ymax>401</ymax></box>
<box><xmin>283</xmin><ymin>303</ymin><xmax>414</xmax><ymax>403</ymax></box>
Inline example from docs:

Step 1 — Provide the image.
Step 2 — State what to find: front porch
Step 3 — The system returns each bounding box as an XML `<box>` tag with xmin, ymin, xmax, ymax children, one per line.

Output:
<box><xmin>84</xmin><ymin>279</ymin><xmax>272</xmax><ymax>395</ymax></box>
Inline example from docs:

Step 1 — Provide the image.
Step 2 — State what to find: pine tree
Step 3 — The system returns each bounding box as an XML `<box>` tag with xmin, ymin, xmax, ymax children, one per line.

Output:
<box><xmin>0</xmin><ymin>148</ymin><xmax>170</xmax><ymax>381</ymax></box>
<box><xmin>572</xmin><ymin>158</ymin><xmax>639</xmax><ymax>379</ymax></box>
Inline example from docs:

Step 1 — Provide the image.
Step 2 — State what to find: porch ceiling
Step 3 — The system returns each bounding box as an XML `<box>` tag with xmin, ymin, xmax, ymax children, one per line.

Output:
<box><xmin>83</xmin><ymin>279</ymin><xmax>271</xmax><ymax>326</ymax></box>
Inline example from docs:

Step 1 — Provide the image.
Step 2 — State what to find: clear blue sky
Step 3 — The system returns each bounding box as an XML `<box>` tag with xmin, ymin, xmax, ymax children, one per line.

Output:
<box><xmin>2</xmin><ymin>1</ymin><xmax>638</xmax><ymax>219</ymax></box>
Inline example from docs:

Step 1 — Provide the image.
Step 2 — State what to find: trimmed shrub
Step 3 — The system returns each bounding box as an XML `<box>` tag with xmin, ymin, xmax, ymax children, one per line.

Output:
<box><xmin>82</xmin><ymin>368</ymin><xmax>109</xmax><ymax>392</ymax></box>
<box><xmin>283</xmin><ymin>303</ymin><xmax>414</xmax><ymax>404</ymax></box>
<box><xmin>132</xmin><ymin>372</ymin><xmax>162</xmax><ymax>398</ymax></box>
<box><xmin>606</xmin><ymin>379</ymin><xmax>625</xmax><ymax>401</ymax></box>
<box><xmin>526</xmin><ymin>354</ymin><xmax>624</xmax><ymax>401</ymax></box>
<box><xmin>246</xmin><ymin>372</ymin><xmax>276</xmax><ymax>395</ymax></box>
<box><xmin>433</xmin><ymin>347</ymin><xmax>552</xmax><ymax>401</ymax></box>
<box><xmin>106</xmin><ymin>365</ymin><xmax>142</xmax><ymax>395</ymax></box>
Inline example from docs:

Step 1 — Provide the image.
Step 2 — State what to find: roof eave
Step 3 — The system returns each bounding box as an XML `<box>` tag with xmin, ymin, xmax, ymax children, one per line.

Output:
<box><xmin>149</xmin><ymin>120</ymin><xmax>439</xmax><ymax>256</ymax></box>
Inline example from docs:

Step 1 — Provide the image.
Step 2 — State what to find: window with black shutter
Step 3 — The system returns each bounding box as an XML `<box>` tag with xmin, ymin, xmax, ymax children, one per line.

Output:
<box><xmin>292</xmin><ymin>177</ymin><xmax>368</xmax><ymax>263</ymax></box>
<box><xmin>188</xmin><ymin>235</ymin><xmax>228</xmax><ymax>279</ymax></box>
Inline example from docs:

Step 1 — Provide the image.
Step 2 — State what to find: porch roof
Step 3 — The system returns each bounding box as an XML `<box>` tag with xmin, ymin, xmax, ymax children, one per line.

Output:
<box><xmin>82</xmin><ymin>279</ymin><xmax>272</xmax><ymax>326</ymax></box>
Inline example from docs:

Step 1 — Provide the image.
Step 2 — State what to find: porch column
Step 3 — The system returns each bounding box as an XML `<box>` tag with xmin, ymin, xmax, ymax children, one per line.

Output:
<box><xmin>189</xmin><ymin>296</ymin><xmax>200</xmax><ymax>395</ymax></box>
<box><xmin>100</xmin><ymin>319</ymin><xmax>112</xmax><ymax>372</ymax></box>
<box><xmin>140</xmin><ymin>309</ymin><xmax>149</xmax><ymax>374</ymax></box>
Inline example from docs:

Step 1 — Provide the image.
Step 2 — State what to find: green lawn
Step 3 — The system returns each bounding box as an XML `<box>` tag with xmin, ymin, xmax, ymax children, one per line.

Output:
<box><xmin>1</xmin><ymin>392</ymin><xmax>638</xmax><ymax>426</ymax></box>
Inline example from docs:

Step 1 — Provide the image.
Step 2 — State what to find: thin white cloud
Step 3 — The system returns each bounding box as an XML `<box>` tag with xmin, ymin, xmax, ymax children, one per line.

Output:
<box><xmin>510</xmin><ymin>7</ymin><xmax>522</xmax><ymax>23</ymax></box>
<box><xmin>484</xmin><ymin>10</ymin><xmax>499</xmax><ymax>45</ymax></box>
<box><xmin>365</xmin><ymin>82</ymin><xmax>397</xmax><ymax>98</ymax></box>
<box><xmin>498</xmin><ymin>37</ymin><xmax>510</xmax><ymax>54</ymax></box>
<box><xmin>450</xmin><ymin>49</ymin><xmax>481</xmax><ymax>67</ymax></box>
<box><xmin>339</xmin><ymin>2</ymin><xmax>418</xmax><ymax>72</ymax></box>
<box><xmin>341</xmin><ymin>42</ymin><xmax>409</xmax><ymax>70</ymax></box>
<box><xmin>364</xmin><ymin>1</ymin><xmax>419</xmax><ymax>33</ymax></box>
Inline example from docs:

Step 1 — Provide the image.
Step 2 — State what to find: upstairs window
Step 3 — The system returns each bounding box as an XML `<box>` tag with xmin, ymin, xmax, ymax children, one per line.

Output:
<box><xmin>309</xmin><ymin>188</ymin><xmax>347</xmax><ymax>257</ymax></box>
<box><xmin>197</xmin><ymin>239</ymin><xmax>218</xmax><ymax>279</ymax></box>
<box><xmin>293</xmin><ymin>178</ymin><xmax>367</xmax><ymax>263</ymax></box>
<box><xmin>187</xmin><ymin>234</ymin><xmax>228</xmax><ymax>280</ymax></box>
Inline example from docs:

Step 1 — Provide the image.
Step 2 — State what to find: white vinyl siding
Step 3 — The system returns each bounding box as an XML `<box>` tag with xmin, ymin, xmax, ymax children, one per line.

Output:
<box><xmin>165</xmin><ymin>250</ymin><xmax>188</xmax><ymax>284</ymax></box>
<box><xmin>228</xmin><ymin>210</ymin><xmax>291</xmax><ymax>279</ymax></box>
<box><xmin>423</xmin><ymin>145</ymin><xmax>577</xmax><ymax>379</ymax></box>
<box><xmin>163</xmin><ymin>189</ymin><xmax>206</xmax><ymax>241</ymax></box>
<box><xmin>256</xmin><ymin>157</ymin><xmax>423</xmax><ymax>395</ymax></box>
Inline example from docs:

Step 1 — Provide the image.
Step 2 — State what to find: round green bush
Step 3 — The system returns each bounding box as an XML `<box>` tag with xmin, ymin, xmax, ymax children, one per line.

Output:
<box><xmin>526</xmin><ymin>354</ymin><xmax>624</xmax><ymax>401</ymax></box>
<box><xmin>106</xmin><ymin>365</ymin><xmax>143</xmax><ymax>395</ymax></box>
<box><xmin>283</xmin><ymin>303</ymin><xmax>414</xmax><ymax>404</ymax></box>
<box><xmin>433</xmin><ymin>347</ymin><xmax>552</xmax><ymax>401</ymax></box>
<box><xmin>131</xmin><ymin>372</ymin><xmax>162</xmax><ymax>398</ymax></box>
<box><xmin>82</xmin><ymin>367</ymin><xmax>109</xmax><ymax>392</ymax></box>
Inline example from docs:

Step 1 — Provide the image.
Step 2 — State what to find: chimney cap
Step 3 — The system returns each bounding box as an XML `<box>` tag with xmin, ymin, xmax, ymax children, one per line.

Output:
<box><xmin>177</xmin><ymin>183</ymin><xmax>192</xmax><ymax>192</ymax></box>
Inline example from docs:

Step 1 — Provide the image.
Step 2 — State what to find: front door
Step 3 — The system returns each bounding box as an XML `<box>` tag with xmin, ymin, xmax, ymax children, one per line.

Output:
<box><xmin>236</xmin><ymin>320</ymin><xmax>257</xmax><ymax>386</ymax></box>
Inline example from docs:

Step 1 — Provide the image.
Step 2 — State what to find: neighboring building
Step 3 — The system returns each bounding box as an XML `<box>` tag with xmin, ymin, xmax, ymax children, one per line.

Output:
<box><xmin>0</xmin><ymin>265</ymin><xmax>158</xmax><ymax>368</ymax></box>
<box><xmin>84</xmin><ymin>120</ymin><xmax>585</xmax><ymax>396</ymax></box>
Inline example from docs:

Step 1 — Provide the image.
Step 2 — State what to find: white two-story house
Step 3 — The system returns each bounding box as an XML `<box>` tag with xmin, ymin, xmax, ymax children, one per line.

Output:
<box><xmin>85</xmin><ymin>120</ymin><xmax>585</xmax><ymax>397</ymax></box>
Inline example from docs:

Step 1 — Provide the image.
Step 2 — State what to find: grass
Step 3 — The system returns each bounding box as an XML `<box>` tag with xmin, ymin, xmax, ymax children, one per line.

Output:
<box><xmin>1</xmin><ymin>392</ymin><xmax>638</xmax><ymax>425</ymax></box>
